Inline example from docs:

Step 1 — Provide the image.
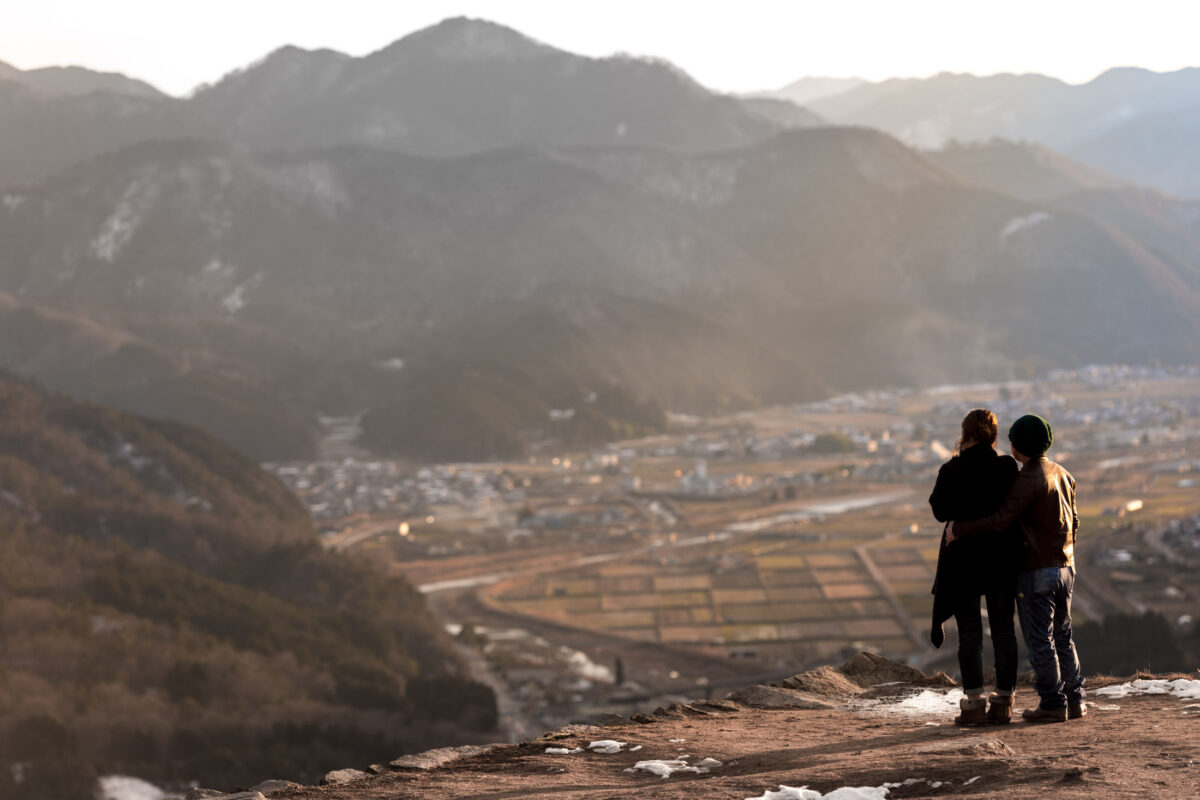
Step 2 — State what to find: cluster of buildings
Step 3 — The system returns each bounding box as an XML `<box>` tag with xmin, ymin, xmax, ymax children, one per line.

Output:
<box><xmin>1045</xmin><ymin>363</ymin><xmax>1200</xmax><ymax>384</ymax></box>
<box><xmin>263</xmin><ymin>459</ymin><xmax>523</xmax><ymax>522</ymax></box>
<box><xmin>1164</xmin><ymin>514</ymin><xmax>1200</xmax><ymax>560</ymax></box>
<box><xmin>266</xmin><ymin>364</ymin><xmax>1199</xmax><ymax>533</ymax></box>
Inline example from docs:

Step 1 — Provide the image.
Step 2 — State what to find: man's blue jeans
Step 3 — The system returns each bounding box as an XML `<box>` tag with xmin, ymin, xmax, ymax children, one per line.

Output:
<box><xmin>1016</xmin><ymin>566</ymin><xmax>1085</xmax><ymax>709</ymax></box>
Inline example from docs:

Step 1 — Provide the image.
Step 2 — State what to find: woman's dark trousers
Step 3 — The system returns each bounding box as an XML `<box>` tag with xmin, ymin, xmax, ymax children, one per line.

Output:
<box><xmin>954</xmin><ymin>589</ymin><xmax>1018</xmax><ymax>694</ymax></box>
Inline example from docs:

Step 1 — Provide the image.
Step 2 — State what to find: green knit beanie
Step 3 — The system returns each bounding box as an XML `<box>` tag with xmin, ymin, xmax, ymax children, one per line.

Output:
<box><xmin>1008</xmin><ymin>414</ymin><xmax>1053</xmax><ymax>457</ymax></box>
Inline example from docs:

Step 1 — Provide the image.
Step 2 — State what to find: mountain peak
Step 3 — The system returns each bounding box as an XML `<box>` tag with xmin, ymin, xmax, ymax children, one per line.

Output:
<box><xmin>379</xmin><ymin>16</ymin><xmax>556</xmax><ymax>63</ymax></box>
<box><xmin>0</xmin><ymin>60</ymin><xmax>164</xmax><ymax>98</ymax></box>
<box><xmin>254</xmin><ymin>43</ymin><xmax>350</xmax><ymax>69</ymax></box>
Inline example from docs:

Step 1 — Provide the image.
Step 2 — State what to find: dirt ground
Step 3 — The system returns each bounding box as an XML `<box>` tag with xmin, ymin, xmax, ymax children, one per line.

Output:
<box><xmin>273</xmin><ymin>679</ymin><xmax>1199</xmax><ymax>800</ymax></box>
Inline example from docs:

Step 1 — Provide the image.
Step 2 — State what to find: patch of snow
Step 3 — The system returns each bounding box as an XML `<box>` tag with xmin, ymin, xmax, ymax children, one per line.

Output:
<box><xmin>749</xmin><ymin>781</ymin><xmax>964</xmax><ymax>800</ymax></box>
<box><xmin>883</xmin><ymin>779</ymin><xmax>925</xmax><ymax>790</ymax></box>
<box><xmin>549</xmin><ymin>408</ymin><xmax>576</xmax><ymax>421</ymax></box>
<box><xmin>1095</xmin><ymin>704</ymin><xmax>1121</xmax><ymax>711</ymax></box>
<box><xmin>587</xmin><ymin>740</ymin><xmax>626</xmax><ymax>754</ymax></box>
<box><xmin>0</xmin><ymin>489</ymin><xmax>25</xmax><ymax>511</ymax></box>
<box><xmin>746</xmin><ymin>786</ymin><xmax>889</xmax><ymax>800</ymax></box>
<box><xmin>202</xmin><ymin>258</ymin><xmax>233</xmax><ymax>277</ymax></box>
<box><xmin>545</xmin><ymin>747</ymin><xmax>582</xmax><ymax>755</ymax></box>
<box><xmin>222</xmin><ymin>284</ymin><xmax>248</xmax><ymax>314</ymax></box>
<box><xmin>999</xmin><ymin>211</ymin><xmax>1051</xmax><ymax>244</ymax></box>
<box><xmin>629</xmin><ymin>745</ymin><xmax>643</xmax><ymax>752</ymax></box>
<box><xmin>92</xmin><ymin>201</ymin><xmax>139</xmax><ymax>260</ymax></box>
<box><xmin>91</xmin><ymin>179</ymin><xmax>159</xmax><ymax>261</ymax></box>
<box><xmin>221</xmin><ymin>273</ymin><xmax>262</xmax><ymax>315</ymax></box>
<box><xmin>108</xmin><ymin>441</ymin><xmax>164</xmax><ymax>477</ymax></box>
<box><xmin>853</xmin><ymin>688</ymin><xmax>963</xmax><ymax>716</ymax></box>
<box><xmin>1092</xmin><ymin>679</ymin><xmax>1200</xmax><ymax>700</ymax></box>
<box><xmin>97</xmin><ymin>776</ymin><xmax>168</xmax><ymax>800</ymax></box>
<box><xmin>629</xmin><ymin>757</ymin><xmax>721</xmax><ymax>779</ymax></box>
<box><xmin>562</xmin><ymin>647</ymin><xmax>614</xmax><ymax>683</ymax></box>
<box><xmin>964</xmin><ymin>776</ymin><xmax>980</xmax><ymax>785</ymax></box>
<box><xmin>669</xmin><ymin>738</ymin><xmax>686</xmax><ymax>743</ymax></box>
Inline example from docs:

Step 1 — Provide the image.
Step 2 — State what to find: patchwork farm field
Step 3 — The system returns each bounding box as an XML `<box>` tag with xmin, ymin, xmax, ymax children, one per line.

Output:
<box><xmin>490</xmin><ymin>517</ymin><xmax>940</xmax><ymax>661</ymax></box>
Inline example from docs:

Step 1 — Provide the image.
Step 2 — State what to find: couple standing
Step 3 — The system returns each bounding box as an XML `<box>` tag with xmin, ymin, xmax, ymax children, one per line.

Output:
<box><xmin>929</xmin><ymin>409</ymin><xmax>1085</xmax><ymax>725</ymax></box>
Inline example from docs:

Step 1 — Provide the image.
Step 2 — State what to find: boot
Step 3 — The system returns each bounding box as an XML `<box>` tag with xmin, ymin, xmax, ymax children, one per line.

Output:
<box><xmin>954</xmin><ymin>696</ymin><xmax>987</xmax><ymax>726</ymax></box>
<box><xmin>1021</xmin><ymin>705</ymin><xmax>1067</xmax><ymax>723</ymax></box>
<box><xmin>986</xmin><ymin>694</ymin><xmax>1014</xmax><ymax>725</ymax></box>
<box><xmin>1068</xmin><ymin>702</ymin><xmax>1087</xmax><ymax>720</ymax></box>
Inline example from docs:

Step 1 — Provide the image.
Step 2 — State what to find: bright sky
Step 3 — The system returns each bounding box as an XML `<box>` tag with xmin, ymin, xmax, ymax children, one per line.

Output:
<box><xmin>3</xmin><ymin>1</ymin><xmax>1198</xmax><ymax>96</ymax></box>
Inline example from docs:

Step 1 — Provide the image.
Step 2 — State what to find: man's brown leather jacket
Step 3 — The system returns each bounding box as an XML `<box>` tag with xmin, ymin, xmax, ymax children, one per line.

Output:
<box><xmin>954</xmin><ymin>457</ymin><xmax>1078</xmax><ymax>570</ymax></box>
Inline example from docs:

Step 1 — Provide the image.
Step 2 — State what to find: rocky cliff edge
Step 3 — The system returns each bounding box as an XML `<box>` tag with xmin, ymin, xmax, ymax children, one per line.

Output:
<box><xmin>188</xmin><ymin>653</ymin><xmax>1200</xmax><ymax>800</ymax></box>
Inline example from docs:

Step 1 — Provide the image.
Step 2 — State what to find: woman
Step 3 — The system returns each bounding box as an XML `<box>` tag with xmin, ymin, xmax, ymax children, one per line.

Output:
<box><xmin>929</xmin><ymin>408</ymin><xmax>1023</xmax><ymax>725</ymax></box>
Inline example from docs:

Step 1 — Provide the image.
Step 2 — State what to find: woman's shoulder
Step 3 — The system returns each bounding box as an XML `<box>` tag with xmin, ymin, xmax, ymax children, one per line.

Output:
<box><xmin>954</xmin><ymin>445</ymin><xmax>1015</xmax><ymax>480</ymax></box>
<box><xmin>936</xmin><ymin>455</ymin><xmax>964</xmax><ymax>477</ymax></box>
<box><xmin>996</xmin><ymin>453</ymin><xmax>1019</xmax><ymax>474</ymax></box>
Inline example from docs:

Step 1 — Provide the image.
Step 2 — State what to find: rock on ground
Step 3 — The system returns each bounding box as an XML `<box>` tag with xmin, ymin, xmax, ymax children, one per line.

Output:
<box><xmin>840</xmin><ymin>651</ymin><xmax>954</xmax><ymax>687</ymax></box>
<box><xmin>320</xmin><ymin>769</ymin><xmax>366</xmax><ymax>786</ymax></box>
<box><xmin>779</xmin><ymin>665</ymin><xmax>866</xmax><ymax>697</ymax></box>
<box><xmin>726</xmin><ymin>684</ymin><xmax>836</xmax><ymax>709</ymax></box>
<box><xmin>388</xmin><ymin>744</ymin><xmax>503</xmax><ymax>771</ymax></box>
<box><xmin>248</xmin><ymin>780</ymin><xmax>302</xmax><ymax>796</ymax></box>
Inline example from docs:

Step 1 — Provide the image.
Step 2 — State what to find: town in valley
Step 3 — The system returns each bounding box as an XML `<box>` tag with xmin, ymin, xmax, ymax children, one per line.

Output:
<box><xmin>265</xmin><ymin>364</ymin><xmax>1200</xmax><ymax>739</ymax></box>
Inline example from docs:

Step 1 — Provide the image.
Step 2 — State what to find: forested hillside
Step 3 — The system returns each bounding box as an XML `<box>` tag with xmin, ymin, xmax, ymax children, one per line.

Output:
<box><xmin>0</xmin><ymin>374</ymin><xmax>495</xmax><ymax>797</ymax></box>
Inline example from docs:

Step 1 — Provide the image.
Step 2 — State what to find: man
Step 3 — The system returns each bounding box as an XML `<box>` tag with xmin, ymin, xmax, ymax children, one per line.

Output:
<box><xmin>947</xmin><ymin>414</ymin><xmax>1084</xmax><ymax>723</ymax></box>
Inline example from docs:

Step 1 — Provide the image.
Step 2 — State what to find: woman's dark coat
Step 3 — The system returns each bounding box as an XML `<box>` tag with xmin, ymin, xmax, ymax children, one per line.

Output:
<box><xmin>928</xmin><ymin>442</ymin><xmax>1022</xmax><ymax>647</ymax></box>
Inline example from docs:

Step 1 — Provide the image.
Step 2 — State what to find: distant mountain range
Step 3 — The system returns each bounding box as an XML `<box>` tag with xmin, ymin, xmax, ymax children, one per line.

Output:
<box><xmin>0</xmin><ymin>57</ymin><xmax>164</xmax><ymax>97</ymax></box>
<box><xmin>2</xmin><ymin>18</ymin><xmax>1199</xmax><ymax>461</ymax></box>
<box><xmin>0</xmin><ymin>18</ymin><xmax>817</xmax><ymax>187</ymax></box>
<box><xmin>787</xmin><ymin>67</ymin><xmax>1200</xmax><ymax>198</ymax></box>
<box><xmin>762</xmin><ymin>76</ymin><xmax>866</xmax><ymax>106</ymax></box>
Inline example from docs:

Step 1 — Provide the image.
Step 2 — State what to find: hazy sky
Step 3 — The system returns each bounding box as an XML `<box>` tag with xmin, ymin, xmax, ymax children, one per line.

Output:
<box><xmin>3</xmin><ymin>1</ymin><xmax>1198</xmax><ymax>96</ymax></box>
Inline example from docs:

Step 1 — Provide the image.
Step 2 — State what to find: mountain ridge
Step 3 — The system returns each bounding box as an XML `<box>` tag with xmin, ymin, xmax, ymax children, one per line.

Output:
<box><xmin>0</xmin><ymin>373</ymin><xmax>498</xmax><ymax>794</ymax></box>
<box><xmin>0</xmin><ymin>58</ymin><xmax>164</xmax><ymax>98</ymax></box>
<box><xmin>802</xmin><ymin>66</ymin><xmax>1200</xmax><ymax>197</ymax></box>
<box><xmin>2</xmin><ymin>19</ymin><xmax>1198</xmax><ymax>461</ymax></box>
<box><xmin>4</xmin><ymin>128</ymin><xmax>1199</xmax><ymax>460</ymax></box>
<box><xmin>0</xmin><ymin>17</ymin><xmax>801</xmax><ymax>187</ymax></box>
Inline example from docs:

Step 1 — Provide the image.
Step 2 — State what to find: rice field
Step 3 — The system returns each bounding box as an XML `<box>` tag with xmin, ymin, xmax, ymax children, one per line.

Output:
<box><xmin>491</xmin><ymin>529</ymin><xmax>940</xmax><ymax>659</ymax></box>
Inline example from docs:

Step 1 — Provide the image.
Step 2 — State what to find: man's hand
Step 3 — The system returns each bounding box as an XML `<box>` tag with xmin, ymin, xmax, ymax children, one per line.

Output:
<box><xmin>944</xmin><ymin>521</ymin><xmax>956</xmax><ymax>544</ymax></box>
